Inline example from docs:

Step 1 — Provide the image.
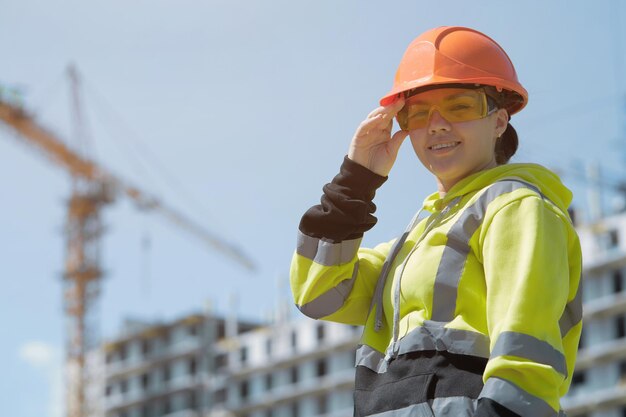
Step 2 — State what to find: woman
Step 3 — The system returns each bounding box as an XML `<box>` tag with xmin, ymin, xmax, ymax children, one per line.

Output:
<box><xmin>290</xmin><ymin>26</ymin><xmax>582</xmax><ymax>417</ymax></box>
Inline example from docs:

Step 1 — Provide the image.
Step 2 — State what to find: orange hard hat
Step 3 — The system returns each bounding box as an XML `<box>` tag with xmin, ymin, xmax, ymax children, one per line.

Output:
<box><xmin>380</xmin><ymin>26</ymin><xmax>528</xmax><ymax>115</ymax></box>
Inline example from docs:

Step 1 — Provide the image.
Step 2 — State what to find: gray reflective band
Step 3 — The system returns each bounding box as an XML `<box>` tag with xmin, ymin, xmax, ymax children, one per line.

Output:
<box><xmin>297</xmin><ymin>263</ymin><xmax>359</xmax><ymax>319</ymax></box>
<box><xmin>296</xmin><ymin>231</ymin><xmax>361</xmax><ymax>266</ymax></box>
<box><xmin>370</xmin><ymin>231</ymin><xmax>410</xmax><ymax>332</ymax></box>
<box><xmin>479</xmin><ymin>377</ymin><xmax>559</xmax><ymax>417</ymax></box>
<box><xmin>431</xmin><ymin>180</ymin><xmax>536</xmax><ymax>322</ymax></box>
<box><xmin>431</xmin><ymin>397</ymin><xmax>477</xmax><ymax>416</ymax></box>
<box><xmin>397</xmin><ymin>321</ymin><xmax>490</xmax><ymax>358</ymax></box>
<box><xmin>356</xmin><ymin>324</ymin><xmax>490</xmax><ymax>373</ymax></box>
<box><xmin>559</xmin><ymin>283</ymin><xmax>582</xmax><ymax>337</ymax></box>
<box><xmin>359</xmin><ymin>397</ymin><xmax>479</xmax><ymax>417</ymax></box>
<box><xmin>367</xmin><ymin>403</ymin><xmax>435</xmax><ymax>417</ymax></box>
<box><xmin>491</xmin><ymin>331</ymin><xmax>568</xmax><ymax>377</ymax></box>
<box><xmin>355</xmin><ymin>344</ymin><xmax>388</xmax><ymax>374</ymax></box>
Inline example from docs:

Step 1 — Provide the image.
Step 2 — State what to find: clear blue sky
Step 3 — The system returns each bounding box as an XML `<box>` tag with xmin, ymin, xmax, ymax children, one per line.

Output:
<box><xmin>1</xmin><ymin>1</ymin><xmax>625</xmax><ymax>415</ymax></box>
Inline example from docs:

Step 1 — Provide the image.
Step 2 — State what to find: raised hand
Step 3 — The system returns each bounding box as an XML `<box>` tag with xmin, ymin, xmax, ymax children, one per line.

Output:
<box><xmin>348</xmin><ymin>98</ymin><xmax>408</xmax><ymax>177</ymax></box>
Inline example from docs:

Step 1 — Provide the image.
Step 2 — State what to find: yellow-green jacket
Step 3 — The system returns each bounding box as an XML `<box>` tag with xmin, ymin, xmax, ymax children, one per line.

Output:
<box><xmin>291</xmin><ymin>158</ymin><xmax>582</xmax><ymax>417</ymax></box>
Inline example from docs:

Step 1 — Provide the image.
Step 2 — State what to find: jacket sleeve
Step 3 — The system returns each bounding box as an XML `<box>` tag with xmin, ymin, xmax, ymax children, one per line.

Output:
<box><xmin>290</xmin><ymin>156</ymin><xmax>392</xmax><ymax>325</ymax></box>
<box><xmin>475</xmin><ymin>196</ymin><xmax>582</xmax><ymax>417</ymax></box>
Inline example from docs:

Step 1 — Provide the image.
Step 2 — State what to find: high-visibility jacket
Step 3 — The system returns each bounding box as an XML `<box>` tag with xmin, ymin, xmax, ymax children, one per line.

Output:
<box><xmin>291</xmin><ymin>157</ymin><xmax>582</xmax><ymax>417</ymax></box>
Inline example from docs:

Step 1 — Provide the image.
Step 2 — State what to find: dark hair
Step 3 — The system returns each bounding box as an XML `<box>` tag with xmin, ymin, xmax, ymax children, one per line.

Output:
<box><xmin>495</xmin><ymin>123</ymin><xmax>518</xmax><ymax>165</ymax></box>
<box><xmin>484</xmin><ymin>86</ymin><xmax>520</xmax><ymax>165</ymax></box>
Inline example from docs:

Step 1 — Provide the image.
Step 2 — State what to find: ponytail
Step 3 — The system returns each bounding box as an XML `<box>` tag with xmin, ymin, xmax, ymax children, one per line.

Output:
<box><xmin>495</xmin><ymin>123</ymin><xmax>518</xmax><ymax>165</ymax></box>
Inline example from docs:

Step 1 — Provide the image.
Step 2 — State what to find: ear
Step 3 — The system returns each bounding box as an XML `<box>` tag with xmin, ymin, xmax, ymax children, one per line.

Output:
<box><xmin>495</xmin><ymin>108</ymin><xmax>509</xmax><ymax>138</ymax></box>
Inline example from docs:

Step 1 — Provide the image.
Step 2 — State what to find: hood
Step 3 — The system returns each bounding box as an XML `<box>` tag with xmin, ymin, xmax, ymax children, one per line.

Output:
<box><xmin>422</xmin><ymin>163</ymin><xmax>573</xmax><ymax>214</ymax></box>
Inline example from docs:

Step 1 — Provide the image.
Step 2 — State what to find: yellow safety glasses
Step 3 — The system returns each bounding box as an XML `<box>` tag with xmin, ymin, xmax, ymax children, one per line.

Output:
<box><xmin>396</xmin><ymin>88</ymin><xmax>497</xmax><ymax>131</ymax></box>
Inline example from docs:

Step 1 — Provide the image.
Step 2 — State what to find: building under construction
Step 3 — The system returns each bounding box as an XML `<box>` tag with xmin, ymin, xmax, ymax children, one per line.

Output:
<box><xmin>561</xmin><ymin>209</ymin><xmax>626</xmax><ymax>417</ymax></box>
<box><xmin>82</xmin><ymin>311</ymin><xmax>358</xmax><ymax>417</ymax></box>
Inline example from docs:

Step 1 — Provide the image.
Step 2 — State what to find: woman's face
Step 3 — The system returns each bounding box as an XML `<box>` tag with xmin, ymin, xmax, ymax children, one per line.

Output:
<box><xmin>406</xmin><ymin>88</ymin><xmax>508</xmax><ymax>192</ymax></box>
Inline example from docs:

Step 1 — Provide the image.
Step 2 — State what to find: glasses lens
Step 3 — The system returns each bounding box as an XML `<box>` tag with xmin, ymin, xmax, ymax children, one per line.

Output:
<box><xmin>397</xmin><ymin>89</ymin><xmax>488</xmax><ymax>131</ymax></box>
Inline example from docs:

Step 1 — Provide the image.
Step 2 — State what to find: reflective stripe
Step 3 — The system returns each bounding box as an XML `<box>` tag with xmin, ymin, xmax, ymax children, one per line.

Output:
<box><xmin>356</xmin><ymin>324</ymin><xmax>490</xmax><ymax>374</ymax></box>
<box><xmin>367</xmin><ymin>403</ymin><xmax>435</xmax><ymax>417</ymax></box>
<box><xmin>559</xmin><ymin>284</ymin><xmax>582</xmax><ymax>337</ymax></box>
<box><xmin>370</xmin><ymin>231</ymin><xmax>410</xmax><ymax>332</ymax></box>
<box><xmin>361</xmin><ymin>397</ymin><xmax>479</xmax><ymax>417</ymax></box>
<box><xmin>355</xmin><ymin>344</ymin><xmax>388</xmax><ymax>373</ymax></box>
<box><xmin>431</xmin><ymin>180</ymin><xmax>533</xmax><ymax>322</ymax></box>
<box><xmin>479</xmin><ymin>377</ymin><xmax>558</xmax><ymax>417</ymax></box>
<box><xmin>491</xmin><ymin>331</ymin><xmax>568</xmax><ymax>377</ymax></box>
<box><xmin>397</xmin><ymin>322</ymin><xmax>490</xmax><ymax>358</ymax></box>
<box><xmin>431</xmin><ymin>397</ymin><xmax>477</xmax><ymax>417</ymax></box>
<box><xmin>297</xmin><ymin>262</ymin><xmax>359</xmax><ymax>319</ymax></box>
<box><xmin>296</xmin><ymin>231</ymin><xmax>361</xmax><ymax>266</ymax></box>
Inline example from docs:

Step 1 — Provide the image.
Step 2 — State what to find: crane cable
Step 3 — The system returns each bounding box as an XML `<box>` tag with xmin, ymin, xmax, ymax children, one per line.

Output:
<box><xmin>80</xmin><ymin>77</ymin><xmax>221</xmax><ymax>233</ymax></box>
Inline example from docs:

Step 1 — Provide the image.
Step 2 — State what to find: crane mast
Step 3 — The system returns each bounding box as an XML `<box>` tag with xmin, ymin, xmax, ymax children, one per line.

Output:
<box><xmin>65</xmin><ymin>183</ymin><xmax>112</xmax><ymax>417</ymax></box>
<box><xmin>63</xmin><ymin>66</ymin><xmax>110</xmax><ymax>417</ymax></box>
<box><xmin>0</xmin><ymin>73</ymin><xmax>254</xmax><ymax>417</ymax></box>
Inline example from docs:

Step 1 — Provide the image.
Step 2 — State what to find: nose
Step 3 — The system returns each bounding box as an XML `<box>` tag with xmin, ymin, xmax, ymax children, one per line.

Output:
<box><xmin>428</xmin><ymin>109</ymin><xmax>452</xmax><ymax>134</ymax></box>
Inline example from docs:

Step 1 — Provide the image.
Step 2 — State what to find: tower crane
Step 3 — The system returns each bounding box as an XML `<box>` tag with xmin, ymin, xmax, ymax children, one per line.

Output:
<box><xmin>0</xmin><ymin>68</ymin><xmax>255</xmax><ymax>417</ymax></box>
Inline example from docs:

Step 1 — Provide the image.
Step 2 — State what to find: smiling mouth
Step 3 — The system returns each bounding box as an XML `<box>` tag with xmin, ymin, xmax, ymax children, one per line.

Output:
<box><xmin>428</xmin><ymin>141</ymin><xmax>461</xmax><ymax>151</ymax></box>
